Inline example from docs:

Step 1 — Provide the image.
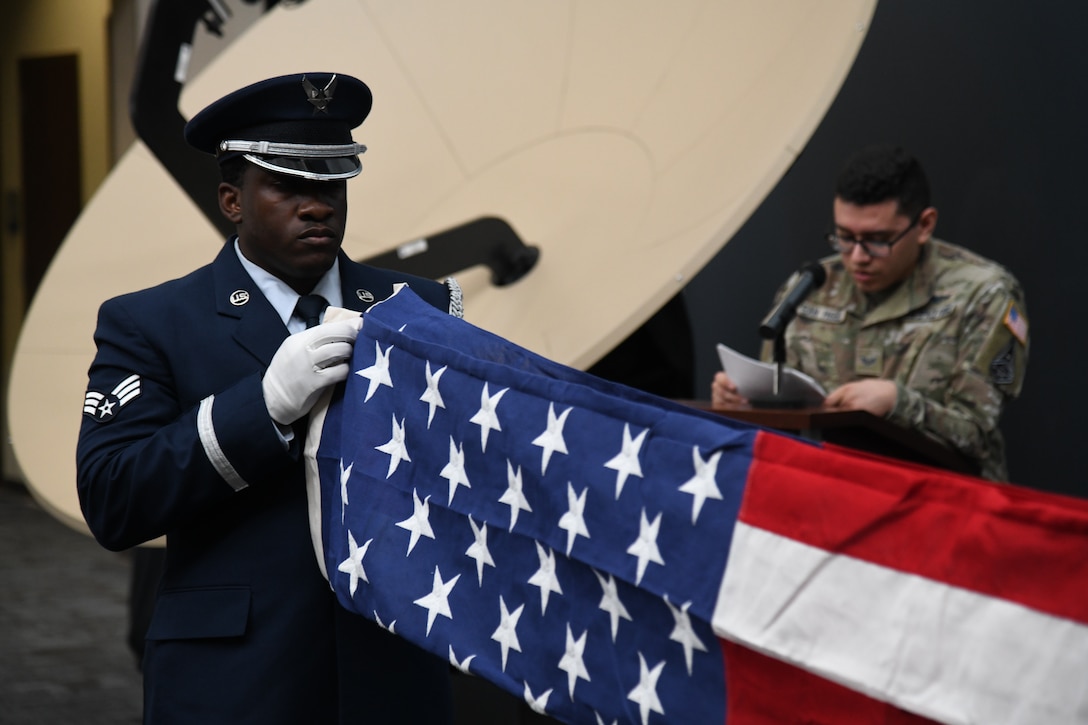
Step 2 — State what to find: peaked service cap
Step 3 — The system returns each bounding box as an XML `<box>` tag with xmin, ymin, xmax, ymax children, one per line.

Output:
<box><xmin>184</xmin><ymin>72</ymin><xmax>372</xmax><ymax>181</ymax></box>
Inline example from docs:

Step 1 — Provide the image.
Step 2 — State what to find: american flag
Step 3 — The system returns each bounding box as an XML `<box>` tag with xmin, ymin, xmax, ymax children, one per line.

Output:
<box><xmin>1004</xmin><ymin>301</ymin><xmax>1028</xmax><ymax>346</ymax></box>
<box><xmin>306</xmin><ymin>288</ymin><xmax>1088</xmax><ymax>725</ymax></box>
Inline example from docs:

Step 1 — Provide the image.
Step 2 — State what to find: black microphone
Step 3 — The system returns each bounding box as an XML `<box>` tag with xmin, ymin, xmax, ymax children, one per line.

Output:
<box><xmin>759</xmin><ymin>262</ymin><xmax>827</xmax><ymax>340</ymax></box>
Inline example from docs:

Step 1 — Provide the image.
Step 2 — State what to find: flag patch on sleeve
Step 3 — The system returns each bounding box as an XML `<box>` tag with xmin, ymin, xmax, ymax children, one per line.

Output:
<box><xmin>1003</xmin><ymin>301</ymin><xmax>1028</xmax><ymax>345</ymax></box>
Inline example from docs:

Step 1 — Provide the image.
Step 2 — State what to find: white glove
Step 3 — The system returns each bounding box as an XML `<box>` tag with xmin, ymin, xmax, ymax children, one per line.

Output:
<box><xmin>262</xmin><ymin>318</ymin><xmax>363</xmax><ymax>425</ymax></box>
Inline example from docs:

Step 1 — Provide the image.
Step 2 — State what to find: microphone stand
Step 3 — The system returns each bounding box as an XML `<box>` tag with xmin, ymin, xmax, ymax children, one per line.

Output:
<box><xmin>750</xmin><ymin>330</ymin><xmax>807</xmax><ymax>409</ymax></box>
<box><xmin>772</xmin><ymin>334</ymin><xmax>785</xmax><ymax>398</ymax></box>
<box><xmin>749</xmin><ymin>261</ymin><xmax>827</xmax><ymax>409</ymax></box>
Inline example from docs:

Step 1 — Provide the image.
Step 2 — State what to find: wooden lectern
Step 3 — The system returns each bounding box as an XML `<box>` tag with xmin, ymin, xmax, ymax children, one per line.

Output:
<box><xmin>688</xmin><ymin>402</ymin><xmax>979</xmax><ymax>476</ymax></box>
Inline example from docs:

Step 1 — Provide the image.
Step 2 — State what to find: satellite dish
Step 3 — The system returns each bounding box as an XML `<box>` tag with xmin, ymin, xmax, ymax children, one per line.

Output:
<box><xmin>8</xmin><ymin>0</ymin><xmax>875</xmax><ymax>535</ymax></box>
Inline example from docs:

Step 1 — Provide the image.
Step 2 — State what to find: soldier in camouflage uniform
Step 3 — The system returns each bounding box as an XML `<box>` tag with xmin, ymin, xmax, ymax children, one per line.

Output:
<box><xmin>712</xmin><ymin>145</ymin><xmax>1028</xmax><ymax>481</ymax></box>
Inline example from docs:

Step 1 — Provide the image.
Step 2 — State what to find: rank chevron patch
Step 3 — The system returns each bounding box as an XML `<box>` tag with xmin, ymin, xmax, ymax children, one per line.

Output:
<box><xmin>83</xmin><ymin>374</ymin><xmax>141</xmax><ymax>423</ymax></box>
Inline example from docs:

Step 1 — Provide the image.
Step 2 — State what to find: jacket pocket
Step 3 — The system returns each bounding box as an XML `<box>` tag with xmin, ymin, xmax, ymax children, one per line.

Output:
<box><xmin>146</xmin><ymin>586</ymin><xmax>250</xmax><ymax>641</ymax></box>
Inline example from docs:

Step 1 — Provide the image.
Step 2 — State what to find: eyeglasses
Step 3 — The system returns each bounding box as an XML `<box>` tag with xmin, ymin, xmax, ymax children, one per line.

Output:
<box><xmin>825</xmin><ymin>214</ymin><xmax>920</xmax><ymax>258</ymax></box>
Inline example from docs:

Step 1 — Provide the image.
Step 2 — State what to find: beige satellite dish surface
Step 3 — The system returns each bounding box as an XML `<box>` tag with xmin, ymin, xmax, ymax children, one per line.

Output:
<box><xmin>9</xmin><ymin>0</ymin><xmax>875</xmax><ymax>536</ymax></box>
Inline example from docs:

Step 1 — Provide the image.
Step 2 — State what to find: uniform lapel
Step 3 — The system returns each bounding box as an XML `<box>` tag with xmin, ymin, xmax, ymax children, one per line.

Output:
<box><xmin>338</xmin><ymin>250</ymin><xmax>453</xmax><ymax>316</ymax></box>
<box><xmin>208</xmin><ymin>248</ymin><xmax>406</xmax><ymax>367</ymax></box>
<box><xmin>338</xmin><ymin>254</ymin><xmax>388</xmax><ymax>313</ymax></box>
<box><xmin>211</xmin><ymin>241</ymin><xmax>289</xmax><ymax>366</ymax></box>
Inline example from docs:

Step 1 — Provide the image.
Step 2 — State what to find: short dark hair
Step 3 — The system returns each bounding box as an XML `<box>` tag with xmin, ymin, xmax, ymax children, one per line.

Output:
<box><xmin>219</xmin><ymin>156</ymin><xmax>249</xmax><ymax>188</ymax></box>
<box><xmin>834</xmin><ymin>144</ymin><xmax>930</xmax><ymax>219</ymax></box>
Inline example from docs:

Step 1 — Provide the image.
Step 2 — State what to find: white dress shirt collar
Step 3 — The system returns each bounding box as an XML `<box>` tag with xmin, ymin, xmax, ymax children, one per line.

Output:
<box><xmin>233</xmin><ymin>238</ymin><xmax>344</xmax><ymax>333</ymax></box>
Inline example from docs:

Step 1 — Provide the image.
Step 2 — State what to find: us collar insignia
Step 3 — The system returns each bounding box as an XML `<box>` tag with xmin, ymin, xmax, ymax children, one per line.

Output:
<box><xmin>302</xmin><ymin>74</ymin><xmax>337</xmax><ymax>114</ymax></box>
<box><xmin>990</xmin><ymin>339</ymin><xmax>1016</xmax><ymax>385</ymax></box>
<box><xmin>83</xmin><ymin>374</ymin><xmax>142</xmax><ymax>423</ymax></box>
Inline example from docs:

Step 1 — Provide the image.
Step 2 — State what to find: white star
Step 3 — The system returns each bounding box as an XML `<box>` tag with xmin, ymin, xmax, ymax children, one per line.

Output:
<box><xmin>594</xmin><ymin>569</ymin><xmax>632</xmax><ymax>642</ymax></box>
<box><xmin>527</xmin><ymin>542</ymin><xmax>563</xmax><ymax>615</ymax></box>
<box><xmin>626</xmin><ymin>508</ymin><xmax>665</xmax><ymax>585</ymax></box>
<box><xmin>523</xmin><ymin>682</ymin><xmax>552</xmax><ymax>715</ymax></box>
<box><xmin>558</xmin><ymin>481</ymin><xmax>590</xmax><ymax>555</ymax></box>
<box><xmin>558</xmin><ymin>624</ymin><xmax>591</xmax><ymax>699</ymax></box>
<box><xmin>448</xmin><ymin>645</ymin><xmax>476</xmax><ymax>673</ymax></box>
<box><xmin>678</xmin><ymin>447</ymin><xmax>723</xmax><ymax>524</ymax></box>
<box><xmin>97</xmin><ymin>398</ymin><xmax>116</xmax><ymax>417</ymax></box>
<box><xmin>373</xmin><ymin>611</ymin><xmax>396</xmax><ymax>634</ymax></box>
<box><xmin>440</xmin><ymin>437</ymin><xmax>471</xmax><ymax>505</ymax></box>
<box><xmin>465</xmin><ymin>516</ymin><xmax>495</xmax><ymax>585</ymax></box>
<box><xmin>336</xmin><ymin>530</ymin><xmax>371</xmax><ymax>596</ymax></box>
<box><xmin>339</xmin><ymin>460</ymin><xmax>352</xmax><ymax>523</ymax></box>
<box><xmin>418</xmin><ymin>361</ymin><xmax>447</xmax><ymax>427</ymax></box>
<box><xmin>375</xmin><ymin>414</ymin><xmax>411</xmax><ymax>479</ymax></box>
<box><xmin>491</xmin><ymin>595</ymin><xmax>524</xmax><ymax>671</ymax></box>
<box><xmin>665</xmin><ymin>595</ymin><xmax>708</xmax><ymax>675</ymax></box>
<box><xmin>627</xmin><ymin>652</ymin><xmax>666</xmax><ymax>725</ymax></box>
<box><xmin>594</xmin><ymin>714</ymin><xmax>618</xmax><ymax>725</ymax></box>
<box><xmin>531</xmin><ymin>403</ymin><xmax>572</xmax><ymax>474</ymax></box>
<box><xmin>603</xmin><ymin>424</ymin><xmax>647</xmax><ymax>499</ymax></box>
<box><xmin>469</xmin><ymin>383</ymin><xmax>508</xmax><ymax>452</ymax></box>
<box><xmin>396</xmin><ymin>489</ymin><xmax>435</xmax><ymax>555</ymax></box>
<box><xmin>354</xmin><ymin>340</ymin><xmax>393</xmax><ymax>401</ymax></box>
<box><xmin>498</xmin><ymin>460</ymin><xmax>532</xmax><ymax>532</ymax></box>
<box><xmin>413</xmin><ymin>566</ymin><xmax>460</xmax><ymax>636</ymax></box>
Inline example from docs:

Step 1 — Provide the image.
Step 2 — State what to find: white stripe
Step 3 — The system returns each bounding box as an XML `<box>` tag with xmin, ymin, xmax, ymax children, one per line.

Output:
<box><xmin>303</xmin><ymin>388</ymin><xmax>335</xmax><ymax>584</ymax></box>
<box><xmin>111</xmin><ymin>374</ymin><xmax>140</xmax><ymax>396</ymax></box>
<box><xmin>712</xmin><ymin>522</ymin><xmax>1088</xmax><ymax>725</ymax></box>
<box><xmin>300</xmin><ymin>309</ymin><xmax>362</xmax><ymax>584</ymax></box>
<box><xmin>117</xmin><ymin>388</ymin><xmax>141</xmax><ymax>406</ymax></box>
<box><xmin>116</xmin><ymin>380</ymin><xmax>139</xmax><ymax>396</ymax></box>
<box><xmin>84</xmin><ymin>391</ymin><xmax>104</xmax><ymax>416</ymax></box>
<box><xmin>197</xmin><ymin>396</ymin><xmax>248</xmax><ymax>491</ymax></box>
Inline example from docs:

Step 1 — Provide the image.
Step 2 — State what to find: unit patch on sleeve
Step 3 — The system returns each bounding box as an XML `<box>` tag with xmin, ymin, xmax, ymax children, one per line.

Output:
<box><xmin>989</xmin><ymin>340</ymin><xmax>1016</xmax><ymax>386</ymax></box>
<box><xmin>83</xmin><ymin>374</ymin><xmax>142</xmax><ymax>423</ymax></box>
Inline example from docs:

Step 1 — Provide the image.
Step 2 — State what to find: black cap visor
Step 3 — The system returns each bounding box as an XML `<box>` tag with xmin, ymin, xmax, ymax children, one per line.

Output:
<box><xmin>244</xmin><ymin>153</ymin><xmax>362</xmax><ymax>181</ymax></box>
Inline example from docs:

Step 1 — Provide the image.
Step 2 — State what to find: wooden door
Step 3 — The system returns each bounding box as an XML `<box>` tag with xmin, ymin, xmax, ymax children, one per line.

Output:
<box><xmin>19</xmin><ymin>53</ymin><xmax>82</xmax><ymax>305</ymax></box>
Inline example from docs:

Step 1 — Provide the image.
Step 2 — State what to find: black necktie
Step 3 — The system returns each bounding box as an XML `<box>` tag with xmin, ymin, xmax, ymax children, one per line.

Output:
<box><xmin>294</xmin><ymin>294</ymin><xmax>328</xmax><ymax>329</ymax></box>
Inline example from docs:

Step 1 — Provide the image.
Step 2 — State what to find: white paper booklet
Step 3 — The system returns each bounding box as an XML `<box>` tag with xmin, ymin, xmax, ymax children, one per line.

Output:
<box><xmin>716</xmin><ymin>343</ymin><xmax>827</xmax><ymax>406</ymax></box>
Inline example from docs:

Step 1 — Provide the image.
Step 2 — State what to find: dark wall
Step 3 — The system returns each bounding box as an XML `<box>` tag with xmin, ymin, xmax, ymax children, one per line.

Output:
<box><xmin>684</xmin><ymin>1</ymin><xmax>1088</xmax><ymax>497</ymax></box>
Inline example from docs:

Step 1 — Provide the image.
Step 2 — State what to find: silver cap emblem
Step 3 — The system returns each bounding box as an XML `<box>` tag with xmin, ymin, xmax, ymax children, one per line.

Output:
<box><xmin>302</xmin><ymin>75</ymin><xmax>337</xmax><ymax>114</ymax></box>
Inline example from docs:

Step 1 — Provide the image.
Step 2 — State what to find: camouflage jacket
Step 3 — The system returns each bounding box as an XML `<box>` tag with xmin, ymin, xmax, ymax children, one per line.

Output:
<box><xmin>760</xmin><ymin>238</ymin><xmax>1029</xmax><ymax>481</ymax></box>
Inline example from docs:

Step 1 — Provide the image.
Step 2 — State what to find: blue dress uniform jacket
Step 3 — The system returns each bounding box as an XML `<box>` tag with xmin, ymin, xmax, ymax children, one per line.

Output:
<box><xmin>76</xmin><ymin>242</ymin><xmax>454</xmax><ymax>724</ymax></box>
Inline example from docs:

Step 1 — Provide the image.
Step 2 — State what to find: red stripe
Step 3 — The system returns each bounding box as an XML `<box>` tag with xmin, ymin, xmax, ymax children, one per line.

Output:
<box><xmin>721</xmin><ymin>639</ymin><xmax>939</xmax><ymax>725</ymax></box>
<box><xmin>739</xmin><ymin>431</ymin><xmax>1088</xmax><ymax>623</ymax></box>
